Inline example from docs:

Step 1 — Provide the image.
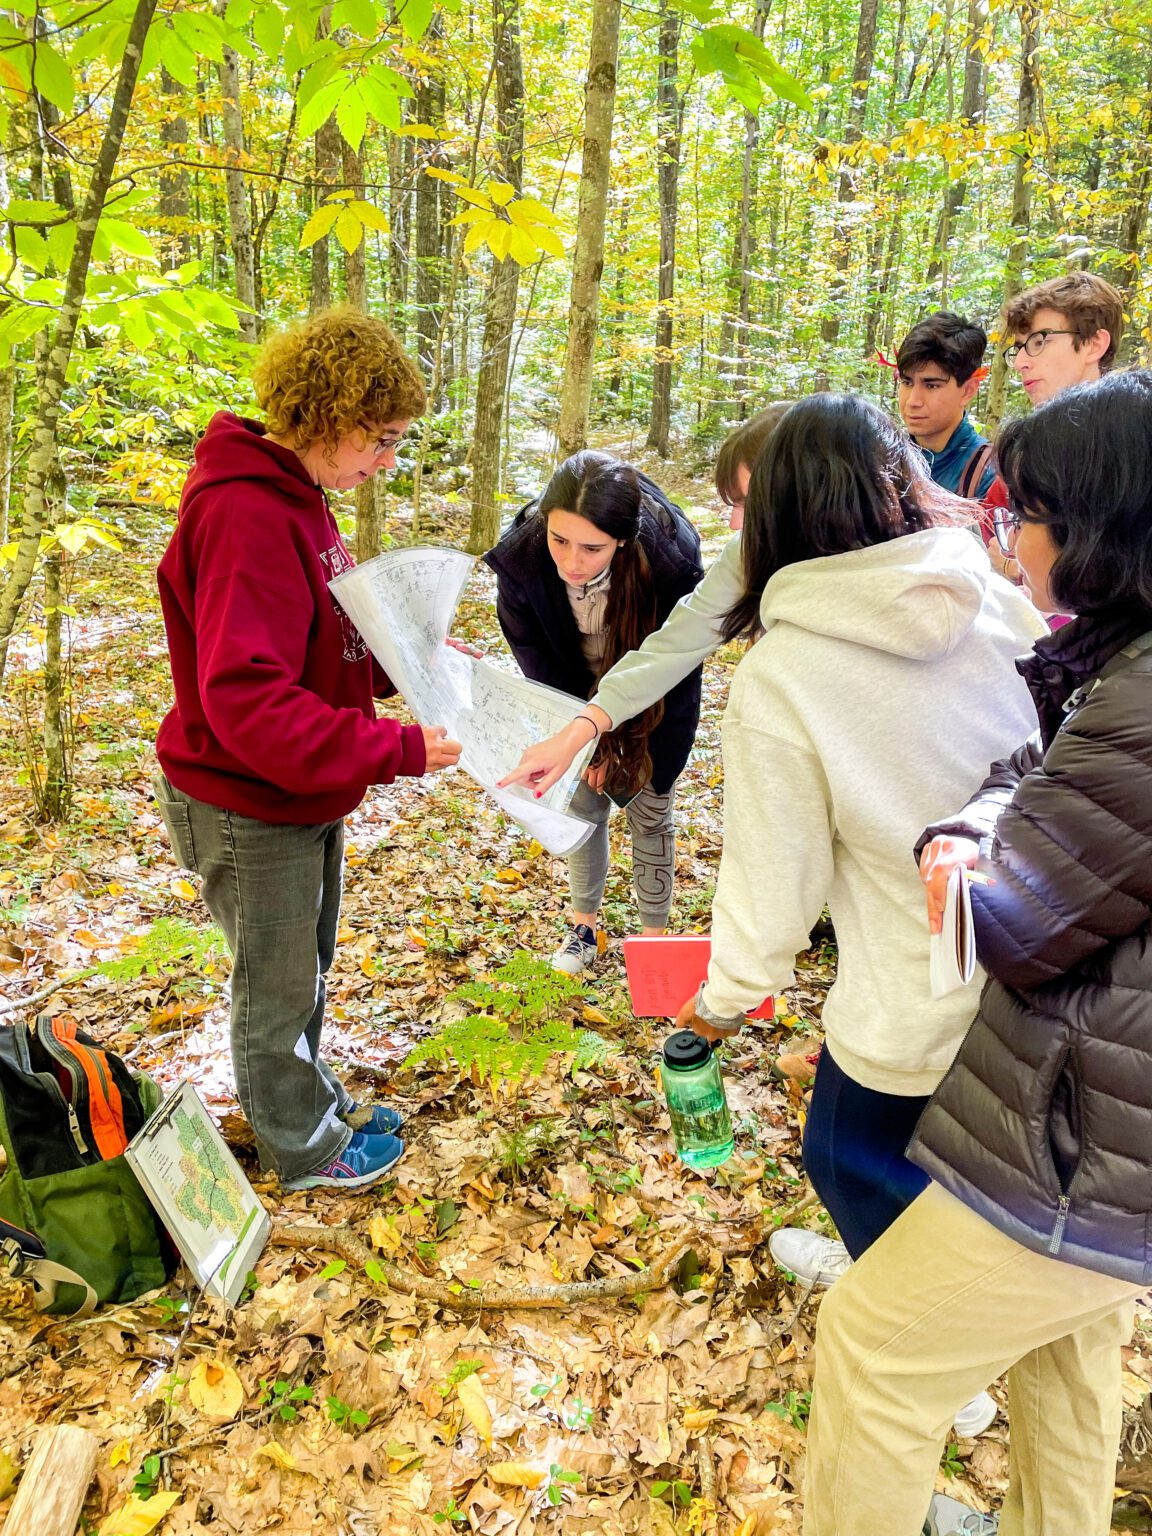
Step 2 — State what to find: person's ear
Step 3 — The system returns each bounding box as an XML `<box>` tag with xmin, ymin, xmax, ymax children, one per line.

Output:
<box><xmin>959</xmin><ymin>375</ymin><xmax>980</xmax><ymax>407</ymax></box>
<box><xmin>1082</xmin><ymin>328</ymin><xmax>1111</xmax><ymax>367</ymax></box>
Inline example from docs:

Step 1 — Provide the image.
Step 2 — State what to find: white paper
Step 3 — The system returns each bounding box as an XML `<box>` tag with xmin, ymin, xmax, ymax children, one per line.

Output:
<box><xmin>929</xmin><ymin>865</ymin><xmax>978</xmax><ymax>999</ymax></box>
<box><xmin>125</xmin><ymin>1083</ymin><xmax>269</xmax><ymax>1306</ymax></box>
<box><xmin>330</xmin><ymin>547</ymin><xmax>596</xmax><ymax>856</ymax></box>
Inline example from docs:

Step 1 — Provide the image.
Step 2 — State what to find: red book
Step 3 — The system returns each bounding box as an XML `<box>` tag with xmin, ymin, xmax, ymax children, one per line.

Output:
<box><xmin>622</xmin><ymin>936</ymin><xmax>775</xmax><ymax>1020</ymax></box>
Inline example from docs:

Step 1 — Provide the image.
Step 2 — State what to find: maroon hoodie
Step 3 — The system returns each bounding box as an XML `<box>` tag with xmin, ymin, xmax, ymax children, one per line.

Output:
<box><xmin>156</xmin><ymin>412</ymin><xmax>425</xmax><ymax>824</ymax></box>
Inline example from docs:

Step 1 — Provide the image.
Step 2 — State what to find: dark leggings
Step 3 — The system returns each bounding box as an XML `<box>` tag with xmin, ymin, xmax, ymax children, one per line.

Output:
<box><xmin>801</xmin><ymin>1043</ymin><xmax>931</xmax><ymax>1259</ymax></box>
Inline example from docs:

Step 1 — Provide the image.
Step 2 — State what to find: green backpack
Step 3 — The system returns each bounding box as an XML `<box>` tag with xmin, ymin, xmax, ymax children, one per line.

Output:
<box><xmin>0</xmin><ymin>1014</ymin><xmax>176</xmax><ymax>1315</ymax></box>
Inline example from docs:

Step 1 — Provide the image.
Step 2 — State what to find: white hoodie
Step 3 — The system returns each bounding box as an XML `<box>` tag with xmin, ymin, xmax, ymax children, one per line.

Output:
<box><xmin>701</xmin><ymin>527</ymin><xmax>1048</xmax><ymax>1095</ymax></box>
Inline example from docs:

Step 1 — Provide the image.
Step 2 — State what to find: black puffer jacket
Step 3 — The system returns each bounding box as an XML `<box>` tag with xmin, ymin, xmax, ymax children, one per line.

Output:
<box><xmin>482</xmin><ymin>478</ymin><xmax>704</xmax><ymax>796</ymax></box>
<box><xmin>909</xmin><ymin>607</ymin><xmax>1152</xmax><ymax>1284</ymax></box>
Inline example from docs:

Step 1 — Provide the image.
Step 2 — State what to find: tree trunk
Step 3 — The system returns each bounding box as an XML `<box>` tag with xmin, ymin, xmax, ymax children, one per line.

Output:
<box><xmin>0</xmin><ymin>0</ymin><xmax>158</xmax><ymax>682</ymax></box>
<box><xmin>414</xmin><ymin>17</ymin><xmax>447</xmax><ymax>388</ymax></box>
<box><xmin>820</xmin><ymin>0</ymin><xmax>881</xmax><ymax>344</ymax></box>
<box><xmin>645</xmin><ymin>3</ymin><xmax>682</xmax><ymax>456</ymax></box>
<box><xmin>158</xmin><ymin>66</ymin><xmax>191</xmax><ymax>269</ymax></box>
<box><xmin>310</xmin><ymin>116</ymin><xmax>341</xmax><ymax>311</ymax></box>
<box><xmin>925</xmin><ymin>0</ymin><xmax>987</xmax><ymax>291</ymax></box>
<box><xmin>38</xmin><ymin>542</ymin><xmax>70</xmax><ymax>822</ymax></box>
<box><xmin>467</xmin><ymin>0</ymin><xmax>525</xmax><ymax>556</ymax></box>
<box><xmin>387</xmin><ymin>130</ymin><xmax>411</xmax><ymax>334</ymax></box>
<box><xmin>214</xmin><ymin>0</ymin><xmax>257</xmax><ymax>341</ymax></box>
<box><xmin>985</xmin><ymin>0</ymin><xmax>1040</xmax><ymax>432</ymax></box>
<box><xmin>556</xmin><ymin>0</ymin><xmax>623</xmax><ymax>459</ymax></box>
<box><xmin>3</xmin><ymin>1424</ymin><xmax>98</xmax><ymax>1536</ymax></box>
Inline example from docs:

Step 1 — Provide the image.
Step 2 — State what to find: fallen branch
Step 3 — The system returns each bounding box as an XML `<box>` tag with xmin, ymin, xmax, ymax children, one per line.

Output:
<box><xmin>0</xmin><ymin>968</ymin><xmax>96</xmax><ymax>1016</ymax></box>
<box><xmin>272</xmin><ymin>1224</ymin><xmax>693</xmax><ymax>1310</ymax></box>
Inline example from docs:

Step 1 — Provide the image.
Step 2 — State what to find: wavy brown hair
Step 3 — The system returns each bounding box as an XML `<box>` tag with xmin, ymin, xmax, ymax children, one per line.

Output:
<box><xmin>540</xmin><ymin>452</ymin><xmax>663</xmax><ymax>796</ymax></box>
<box><xmin>253</xmin><ymin>306</ymin><xmax>426</xmax><ymax>450</ymax></box>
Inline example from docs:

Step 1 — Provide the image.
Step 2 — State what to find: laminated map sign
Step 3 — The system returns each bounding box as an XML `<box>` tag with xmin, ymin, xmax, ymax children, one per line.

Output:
<box><xmin>125</xmin><ymin>1083</ymin><xmax>269</xmax><ymax>1306</ymax></box>
<box><xmin>330</xmin><ymin>547</ymin><xmax>597</xmax><ymax>856</ymax></box>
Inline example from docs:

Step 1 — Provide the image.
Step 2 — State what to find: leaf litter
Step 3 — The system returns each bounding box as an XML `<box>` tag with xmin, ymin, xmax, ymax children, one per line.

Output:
<box><xmin>1</xmin><ymin>479</ymin><xmax>1139</xmax><ymax>1533</ymax></box>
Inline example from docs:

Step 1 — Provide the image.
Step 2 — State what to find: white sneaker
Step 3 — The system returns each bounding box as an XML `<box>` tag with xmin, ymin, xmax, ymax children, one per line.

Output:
<box><xmin>923</xmin><ymin>1492</ymin><xmax>999</xmax><ymax>1534</ymax></box>
<box><xmin>768</xmin><ymin>1228</ymin><xmax>853</xmax><ymax>1285</ymax></box>
<box><xmin>952</xmin><ymin>1389</ymin><xmax>997</xmax><ymax>1438</ymax></box>
<box><xmin>551</xmin><ymin>923</ymin><xmax>599</xmax><ymax>976</ymax></box>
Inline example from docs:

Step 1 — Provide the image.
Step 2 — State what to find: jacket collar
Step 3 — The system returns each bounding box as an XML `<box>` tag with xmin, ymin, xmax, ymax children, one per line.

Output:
<box><xmin>1019</xmin><ymin>604</ymin><xmax>1152</xmax><ymax>745</ymax></box>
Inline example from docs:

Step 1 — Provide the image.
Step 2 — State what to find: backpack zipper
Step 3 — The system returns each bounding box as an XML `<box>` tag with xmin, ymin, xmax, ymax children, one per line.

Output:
<box><xmin>1048</xmin><ymin>1194</ymin><xmax>1070</xmax><ymax>1255</ymax></box>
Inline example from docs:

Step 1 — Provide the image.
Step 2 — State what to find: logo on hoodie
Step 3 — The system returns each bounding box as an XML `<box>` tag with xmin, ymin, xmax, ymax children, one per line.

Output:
<box><xmin>318</xmin><ymin>543</ymin><xmax>369</xmax><ymax>663</ymax></box>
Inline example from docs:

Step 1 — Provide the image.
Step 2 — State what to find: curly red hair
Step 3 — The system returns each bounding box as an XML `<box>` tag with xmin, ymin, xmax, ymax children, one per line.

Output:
<box><xmin>252</xmin><ymin>306</ymin><xmax>426</xmax><ymax>450</ymax></box>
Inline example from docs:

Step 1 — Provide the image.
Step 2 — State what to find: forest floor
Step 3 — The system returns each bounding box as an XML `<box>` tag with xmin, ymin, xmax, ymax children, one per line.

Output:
<box><xmin>2</xmin><ymin>450</ymin><xmax>1151</xmax><ymax>1535</ymax></box>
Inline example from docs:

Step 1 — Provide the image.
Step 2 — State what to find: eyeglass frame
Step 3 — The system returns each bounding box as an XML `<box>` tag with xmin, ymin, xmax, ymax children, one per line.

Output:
<box><xmin>1005</xmin><ymin>328</ymin><xmax>1077</xmax><ymax>362</ymax></box>
<box><xmin>992</xmin><ymin>506</ymin><xmax>1022</xmax><ymax>556</ymax></box>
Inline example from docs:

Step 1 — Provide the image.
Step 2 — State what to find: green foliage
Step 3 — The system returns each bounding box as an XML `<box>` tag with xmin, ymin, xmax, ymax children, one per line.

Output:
<box><xmin>404</xmin><ymin>952</ymin><xmax>618</xmax><ymax>1090</ymax></box>
<box><xmin>432</xmin><ymin>1498</ymin><xmax>468</xmax><ymax>1525</ymax></box>
<box><xmin>133</xmin><ymin>1453</ymin><xmax>162</xmax><ymax>1501</ymax></box>
<box><xmin>258</xmin><ymin>1379</ymin><xmax>314</xmax><ymax>1422</ymax></box>
<box><xmin>940</xmin><ymin>1441</ymin><xmax>965</xmax><ymax>1478</ymax></box>
<box><xmin>764</xmin><ymin>1389</ymin><xmax>812</xmax><ymax>1430</ymax></box>
<box><xmin>326</xmin><ymin>1394</ymin><xmax>370</xmax><ymax>1432</ymax></box>
<box><xmin>545</xmin><ymin>1463</ymin><xmax>580</xmax><ymax>1506</ymax></box>
<box><xmin>439</xmin><ymin>1359</ymin><xmax>484</xmax><ymax>1397</ymax></box>
<box><xmin>651</xmin><ymin>1478</ymin><xmax>694</xmax><ymax>1509</ymax></box>
<box><xmin>93</xmin><ymin>917</ymin><xmax>224</xmax><ymax>983</ymax></box>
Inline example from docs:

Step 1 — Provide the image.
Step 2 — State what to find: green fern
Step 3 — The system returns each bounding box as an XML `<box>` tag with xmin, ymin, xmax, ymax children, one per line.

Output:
<box><xmin>404</xmin><ymin>952</ymin><xmax>617</xmax><ymax>1089</ymax></box>
<box><xmin>94</xmin><ymin>917</ymin><xmax>225</xmax><ymax>982</ymax></box>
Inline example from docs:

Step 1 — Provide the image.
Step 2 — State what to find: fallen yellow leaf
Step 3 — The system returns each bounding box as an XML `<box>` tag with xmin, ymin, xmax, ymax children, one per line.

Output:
<box><xmin>494</xmin><ymin>867</ymin><xmax>524</xmax><ymax>886</ymax></box>
<box><xmin>488</xmin><ymin>1460</ymin><xmax>546</xmax><ymax>1489</ymax></box>
<box><xmin>74</xmin><ymin>929</ymin><xmax>102</xmax><ymax>948</ymax></box>
<box><xmin>109</xmin><ymin>1439</ymin><xmax>132</xmax><ymax>1468</ymax></box>
<box><xmin>97</xmin><ymin>1490</ymin><xmax>180</xmax><ymax>1536</ymax></box>
<box><xmin>170</xmin><ymin>877</ymin><xmax>196</xmax><ymax>900</ymax></box>
<box><xmin>525</xmin><ymin>840</ymin><xmax>544</xmax><ymax>858</ymax></box>
<box><xmin>368</xmin><ymin>1214</ymin><xmax>403</xmax><ymax>1254</ymax></box>
<box><xmin>187</xmin><ymin>1358</ymin><xmax>244</xmax><ymax>1422</ymax></box>
<box><xmin>254</xmin><ymin>1442</ymin><xmax>296</xmax><ymax>1471</ymax></box>
<box><xmin>737</xmin><ymin>1517</ymin><xmax>758</xmax><ymax>1536</ymax></box>
<box><xmin>0</xmin><ymin>1447</ymin><xmax>18</xmax><ymax>1500</ymax></box>
<box><xmin>359</xmin><ymin>954</ymin><xmax>377</xmax><ymax>978</ymax></box>
<box><xmin>405</xmin><ymin>925</ymin><xmax>427</xmax><ymax>948</ymax></box>
<box><xmin>456</xmin><ymin>1371</ymin><xmax>492</xmax><ymax>1448</ymax></box>
<box><xmin>582</xmin><ymin>1004</ymin><xmax>610</xmax><ymax>1025</ymax></box>
<box><xmin>683</xmin><ymin>1407</ymin><xmax>718</xmax><ymax>1433</ymax></box>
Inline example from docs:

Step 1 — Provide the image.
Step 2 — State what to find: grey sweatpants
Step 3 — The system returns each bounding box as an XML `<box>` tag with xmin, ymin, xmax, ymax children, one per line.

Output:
<box><xmin>567</xmin><ymin>778</ymin><xmax>677</xmax><ymax>928</ymax></box>
<box><xmin>151</xmin><ymin>772</ymin><xmax>353</xmax><ymax>1182</ymax></box>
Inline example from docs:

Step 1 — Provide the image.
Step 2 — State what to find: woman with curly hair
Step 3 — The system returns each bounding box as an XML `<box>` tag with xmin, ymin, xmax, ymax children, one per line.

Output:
<box><xmin>152</xmin><ymin>307</ymin><xmax>461</xmax><ymax>1192</ymax></box>
<box><xmin>483</xmin><ymin>451</ymin><xmax>703</xmax><ymax>973</ymax></box>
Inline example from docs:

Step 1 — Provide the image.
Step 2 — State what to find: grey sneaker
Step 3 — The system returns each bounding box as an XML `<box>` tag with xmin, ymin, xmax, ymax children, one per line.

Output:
<box><xmin>923</xmin><ymin>1492</ymin><xmax>999</xmax><ymax>1535</ymax></box>
<box><xmin>551</xmin><ymin>922</ymin><xmax>599</xmax><ymax>976</ymax></box>
<box><xmin>768</xmin><ymin>1228</ymin><xmax>853</xmax><ymax>1285</ymax></box>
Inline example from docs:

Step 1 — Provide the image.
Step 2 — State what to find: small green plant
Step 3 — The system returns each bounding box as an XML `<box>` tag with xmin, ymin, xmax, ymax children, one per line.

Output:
<box><xmin>439</xmin><ymin>1359</ymin><xmax>484</xmax><ymax>1398</ymax></box>
<box><xmin>495</xmin><ymin>1115</ymin><xmax>565</xmax><ymax>1173</ymax></box>
<box><xmin>404</xmin><ymin>952</ymin><xmax>617</xmax><ymax>1089</ymax></box>
<box><xmin>530</xmin><ymin>1372</ymin><xmax>563</xmax><ymax>1401</ymax></box>
<box><xmin>94</xmin><ymin>917</ymin><xmax>225</xmax><ymax>982</ymax></box>
<box><xmin>432</xmin><ymin>1497</ymin><xmax>469</xmax><ymax>1524</ymax></box>
<box><xmin>259</xmin><ymin>1378</ymin><xmax>314</xmax><ymax>1422</ymax></box>
<box><xmin>764</xmin><ymin>1389</ymin><xmax>812</xmax><ymax>1430</ymax></box>
<box><xmin>545</xmin><ymin>1463</ymin><xmax>580</xmax><ymax>1506</ymax></box>
<box><xmin>151</xmin><ymin>1294</ymin><xmax>189</xmax><ymax>1326</ymax></box>
<box><xmin>326</xmin><ymin>1394</ymin><xmax>370</xmax><ymax>1432</ymax></box>
<box><xmin>651</xmin><ymin>1478</ymin><xmax>694</xmax><ymax>1508</ymax></box>
<box><xmin>133</xmin><ymin>1453</ymin><xmax>162</xmax><ymax>1501</ymax></box>
<box><xmin>940</xmin><ymin>1441</ymin><xmax>965</xmax><ymax>1478</ymax></box>
<box><xmin>562</xmin><ymin>1395</ymin><xmax>593</xmax><ymax>1431</ymax></box>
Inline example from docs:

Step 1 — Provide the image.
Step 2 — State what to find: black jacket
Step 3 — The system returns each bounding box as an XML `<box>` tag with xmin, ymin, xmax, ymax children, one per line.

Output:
<box><xmin>909</xmin><ymin>607</ymin><xmax>1152</xmax><ymax>1283</ymax></box>
<box><xmin>482</xmin><ymin>477</ymin><xmax>704</xmax><ymax>795</ymax></box>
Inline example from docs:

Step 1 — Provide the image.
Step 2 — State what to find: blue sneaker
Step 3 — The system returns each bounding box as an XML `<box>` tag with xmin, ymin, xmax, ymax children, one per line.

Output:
<box><xmin>343</xmin><ymin>1101</ymin><xmax>403</xmax><ymax>1136</ymax></box>
<box><xmin>284</xmin><ymin>1131</ymin><xmax>405</xmax><ymax>1191</ymax></box>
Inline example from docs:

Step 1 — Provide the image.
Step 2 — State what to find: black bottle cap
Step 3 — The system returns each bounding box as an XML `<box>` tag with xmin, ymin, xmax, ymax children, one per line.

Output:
<box><xmin>662</xmin><ymin>1030</ymin><xmax>713</xmax><ymax>1070</ymax></box>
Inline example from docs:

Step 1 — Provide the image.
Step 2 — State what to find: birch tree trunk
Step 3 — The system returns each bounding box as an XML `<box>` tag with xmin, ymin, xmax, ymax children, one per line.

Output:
<box><xmin>925</xmin><ymin>0</ymin><xmax>988</xmax><ymax>291</ymax></box>
<box><xmin>467</xmin><ymin>0</ymin><xmax>524</xmax><ymax>555</ymax></box>
<box><xmin>0</xmin><ymin>0</ymin><xmax>158</xmax><ymax>683</ymax></box>
<box><xmin>214</xmin><ymin>0</ymin><xmax>257</xmax><ymax>341</ymax></box>
<box><xmin>820</xmin><ymin>0</ymin><xmax>881</xmax><ymax>344</ymax></box>
<box><xmin>556</xmin><ymin>0</ymin><xmax>622</xmax><ymax>459</ymax></box>
<box><xmin>645</xmin><ymin>3</ymin><xmax>682</xmax><ymax>456</ymax></box>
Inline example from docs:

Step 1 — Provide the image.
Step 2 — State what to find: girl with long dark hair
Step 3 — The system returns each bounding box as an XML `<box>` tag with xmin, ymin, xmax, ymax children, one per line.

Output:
<box><xmin>675</xmin><ymin>393</ymin><xmax>1044</xmax><ymax>1441</ymax></box>
<box><xmin>483</xmin><ymin>451</ymin><xmax>703</xmax><ymax>973</ymax></box>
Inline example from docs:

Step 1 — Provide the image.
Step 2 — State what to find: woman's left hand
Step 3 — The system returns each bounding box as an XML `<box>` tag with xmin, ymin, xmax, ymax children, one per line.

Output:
<box><xmin>673</xmin><ymin>992</ymin><xmax>742</xmax><ymax>1042</ymax></box>
<box><xmin>445</xmin><ymin>636</ymin><xmax>484</xmax><ymax>659</ymax></box>
<box><xmin>582</xmin><ymin>760</ymin><xmax>608</xmax><ymax>793</ymax></box>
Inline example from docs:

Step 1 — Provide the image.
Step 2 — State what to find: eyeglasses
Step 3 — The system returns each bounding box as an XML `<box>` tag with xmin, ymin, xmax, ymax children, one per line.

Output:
<box><xmin>993</xmin><ymin>506</ymin><xmax>1022</xmax><ymax>555</ymax></box>
<box><xmin>1006</xmin><ymin>328</ymin><xmax>1076</xmax><ymax>361</ymax></box>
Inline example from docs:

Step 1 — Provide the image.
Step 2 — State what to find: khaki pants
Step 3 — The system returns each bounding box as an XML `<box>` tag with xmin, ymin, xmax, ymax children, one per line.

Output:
<box><xmin>804</xmin><ymin>1183</ymin><xmax>1141</xmax><ymax>1536</ymax></box>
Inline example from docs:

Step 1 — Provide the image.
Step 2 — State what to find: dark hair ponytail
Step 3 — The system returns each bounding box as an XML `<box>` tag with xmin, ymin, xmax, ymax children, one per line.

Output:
<box><xmin>540</xmin><ymin>453</ymin><xmax>665</xmax><ymax>794</ymax></box>
<box><xmin>721</xmin><ymin>392</ymin><xmax>970</xmax><ymax>642</ymax></box>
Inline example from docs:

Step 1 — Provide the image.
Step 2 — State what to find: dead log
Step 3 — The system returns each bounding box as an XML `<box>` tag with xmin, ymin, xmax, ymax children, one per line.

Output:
<box><xmin>4</xmin><ymin>1423</ymin><xmax>99</xmax><ymax>1535</ymax></box>
<box><xmin>272</xmin><ymin>1224</ymin><xmax>692</xmax><ymax>1310</ymax></box>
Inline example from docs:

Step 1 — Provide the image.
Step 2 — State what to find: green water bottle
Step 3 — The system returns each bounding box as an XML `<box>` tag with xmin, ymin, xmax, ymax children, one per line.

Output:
<box><xmin>661</xmin><ymin>1030</ymin><xmax>734</xmax><ymax>1170</ymax></box>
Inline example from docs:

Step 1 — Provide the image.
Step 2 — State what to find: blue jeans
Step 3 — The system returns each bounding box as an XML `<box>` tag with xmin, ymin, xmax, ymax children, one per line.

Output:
<box><xmin>152</xmin><ymin>773</ymin><xmax>353</xmax><ymax>1181</ymax></box>
<box><xmin>802</xmin><ymin>1043</ymin><xmax>931</xmax><ymax>1258</ymax></box>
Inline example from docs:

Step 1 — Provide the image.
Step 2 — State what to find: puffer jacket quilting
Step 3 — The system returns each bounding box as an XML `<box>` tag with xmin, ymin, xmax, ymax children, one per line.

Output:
<box><xmin>908</xmin><ymin>613</ymin><xmax>1152</xmax><ymax>1283</ymax></box>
